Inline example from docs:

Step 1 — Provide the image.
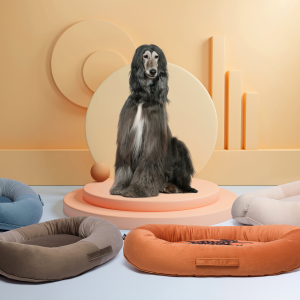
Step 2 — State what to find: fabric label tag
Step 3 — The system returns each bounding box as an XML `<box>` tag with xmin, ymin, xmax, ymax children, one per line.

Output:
<box><xmin>196</xmin><ymin>258</ymin><xmax>239</xmax><ymax>267</ymax></box>
<box><xmin>88</xmin><ymin>245</ymin><xmax>112</xmax><ymax>262</ymax></box>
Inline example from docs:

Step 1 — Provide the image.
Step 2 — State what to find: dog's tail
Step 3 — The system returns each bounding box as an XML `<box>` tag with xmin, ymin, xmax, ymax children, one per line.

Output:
<box><xmin>170</xmin><ymin>137</ymin><xmax>195</xmax><ymax>190</ymax></box>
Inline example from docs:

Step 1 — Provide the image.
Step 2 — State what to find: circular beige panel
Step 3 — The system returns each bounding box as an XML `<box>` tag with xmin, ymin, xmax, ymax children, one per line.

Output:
<box><xmin>83</xmin><ymin>50</ymin><xmax>126</xmax><ymax>92</ymax></box>
<box><xmin>86</xmin><ymin>63</ymin><xmax>217</xmax><ymax>175</ymax></box>
<box><xmin>51</xmin><ymin>20</ymin><xmax>136</xmax><ymax>107</ymax></box>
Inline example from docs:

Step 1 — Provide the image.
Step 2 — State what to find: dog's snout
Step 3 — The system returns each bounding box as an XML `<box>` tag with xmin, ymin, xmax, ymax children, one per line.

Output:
<box><xmin>149</xmin><ymin>69</ymin><xmax>156</xmax><ymax>76</ymax></box>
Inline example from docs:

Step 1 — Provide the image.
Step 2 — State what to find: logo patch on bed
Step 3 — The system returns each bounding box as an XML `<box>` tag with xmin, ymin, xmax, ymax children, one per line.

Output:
<box><xmin>178</xmin><ymin>239</ymin><xmax>261</xmax><ymax>246</ymax></box>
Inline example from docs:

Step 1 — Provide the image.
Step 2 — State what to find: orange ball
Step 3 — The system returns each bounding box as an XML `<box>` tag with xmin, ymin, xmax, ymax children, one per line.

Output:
<box><xmin>90</xmin><ymin>162</ymin><xmax>110</xmax><ymax>182</ymax></box>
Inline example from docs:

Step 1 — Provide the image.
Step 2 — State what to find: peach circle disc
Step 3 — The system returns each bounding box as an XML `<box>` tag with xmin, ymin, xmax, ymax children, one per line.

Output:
<box><xmin>83</xmin><ymin>50</ymin><xmax>126</xmax><ymax>92</ymax></box>
<box><xmin>51</xmin><ymin>20</ymin><xmax>136</xmax><ymax>107</ymax></box>
<box><xmin>83</xmin><ymin>178</ymin><xmax>220</xmax><ymax>212</ymax></box>
<box><xmin>63</xmin><ymin>188</ymin><xmax>237</xmax><ymax>230</ymax></box>
<box><xmin>86</xmin><ymin>63</ymin><xmax>218</xmax><ymax>175</ymax></box>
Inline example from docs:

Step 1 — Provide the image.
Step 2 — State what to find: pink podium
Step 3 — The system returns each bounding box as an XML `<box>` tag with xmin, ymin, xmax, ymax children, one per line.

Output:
<box><xmin>63</xmin><ymin>178</ymin><xmax>237</xmax><ymax>229</ymax></box>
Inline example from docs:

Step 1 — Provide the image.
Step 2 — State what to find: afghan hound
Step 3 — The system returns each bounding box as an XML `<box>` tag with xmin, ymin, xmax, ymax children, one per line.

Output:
<box><xmin>110</xmin><ymin>44</ymin><xmax>197</xmax><ymax>198</ymax></box>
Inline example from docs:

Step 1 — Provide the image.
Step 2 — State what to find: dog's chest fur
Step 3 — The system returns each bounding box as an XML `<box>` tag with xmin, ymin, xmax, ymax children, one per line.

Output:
<box><xmin>131</xmin><ymin>102</ymin><xmax>145</xmax><ymax>158</ymax></box>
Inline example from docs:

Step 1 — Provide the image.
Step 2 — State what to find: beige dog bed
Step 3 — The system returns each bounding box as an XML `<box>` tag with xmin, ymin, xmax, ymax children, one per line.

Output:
<box><xmin>232</xmin><ymin>180</ymin><xmax>300</xmax><ymax>226</ymax></box>
<box><xmin>0</xmin><ymin>216</ymin><xmax>123</xmax><ymax>282</ymax></box>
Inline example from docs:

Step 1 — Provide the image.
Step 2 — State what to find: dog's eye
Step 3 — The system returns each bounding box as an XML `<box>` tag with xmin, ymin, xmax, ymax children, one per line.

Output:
<box><xmin>155</xmin><ymin>56</ymin><xmax>159</xmax><ymax>59</ymax></box>
<box><xmin>143</xmin><ymin>55</ymin><xmax>148</xmax><ymax>59</ymax></box>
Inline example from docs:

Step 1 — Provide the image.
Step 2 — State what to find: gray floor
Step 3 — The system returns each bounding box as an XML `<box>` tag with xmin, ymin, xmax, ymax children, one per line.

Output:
<box><xmin>1</xmin><ymin>185</ymin><xmax>299</xmax><ymax>300</ymax></box>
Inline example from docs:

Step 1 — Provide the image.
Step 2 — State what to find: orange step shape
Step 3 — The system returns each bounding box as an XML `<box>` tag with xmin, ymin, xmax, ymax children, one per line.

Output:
<box><xmin>63</xmin><ymin>179</ymin><xmax>237</xmax><ymax>230</ymax></box>
<box><xmin>82</xmin><ymin>178</ymin><xmax>220</xmax><ymax>212</ymax></box>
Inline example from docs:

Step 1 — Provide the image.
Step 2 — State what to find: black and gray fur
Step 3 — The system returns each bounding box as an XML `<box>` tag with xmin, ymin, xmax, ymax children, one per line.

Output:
<box><xmin>110</xmin><ymin>44</ymin><xmax>197</xmax><ymax>198</ymax></box>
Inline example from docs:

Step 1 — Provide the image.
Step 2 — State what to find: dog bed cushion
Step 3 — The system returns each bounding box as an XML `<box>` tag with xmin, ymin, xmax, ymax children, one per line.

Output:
<box><xmin>232</xmin><ymin>180</ymin><xmax>300</xmax><ymax>226</ymax></box>
<box><xmin>123</xmin><ymin>224</ymin><xmax>300</xmax><ymax>277</ymax></box>
<box><xmin>0</xmin><ymin>178</ymin><xmax>44</xmax><ymax>230</ymax></box>
<box><xmin>0</xmin><ymin>216</ymin><xmax>123</xmax><ymax>282</ymax></box>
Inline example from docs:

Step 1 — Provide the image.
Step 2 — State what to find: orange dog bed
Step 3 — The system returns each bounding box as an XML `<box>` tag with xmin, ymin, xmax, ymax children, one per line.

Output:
<box><xmin>123</xmin><ymin>224</ymin><xmax>300</xmax><ymax>277</ymax></box>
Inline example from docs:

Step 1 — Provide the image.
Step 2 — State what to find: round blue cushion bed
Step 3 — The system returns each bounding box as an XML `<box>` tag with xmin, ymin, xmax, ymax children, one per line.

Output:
<box><xmin>0</xmin><ymin>178</ymin><xmax>43</xmax><ymax>230</ymax></box>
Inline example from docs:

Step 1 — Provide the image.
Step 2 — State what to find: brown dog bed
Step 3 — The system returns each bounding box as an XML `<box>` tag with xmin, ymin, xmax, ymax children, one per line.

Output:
<box><xmin>0</xmin><ymin>216</ymin><xmax>123</xmax><ymax>282</ymax></box>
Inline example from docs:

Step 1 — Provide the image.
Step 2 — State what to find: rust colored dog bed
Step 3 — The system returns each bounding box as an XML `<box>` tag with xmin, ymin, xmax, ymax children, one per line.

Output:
<box><xmin>123</xmin><ymin>224</ymin><xmax>300</xmax><ymax>277</ymax></box>
<box><xmin>0</xmin><ymin>216</ymin><xmax>123</xmax><ymax>282</ymax></box>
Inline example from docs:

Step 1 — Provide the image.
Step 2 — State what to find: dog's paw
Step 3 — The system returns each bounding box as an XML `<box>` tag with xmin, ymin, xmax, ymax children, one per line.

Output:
<box><xmin>110</xmin><ymin>186</ymin><xmax>125</xmax><ymax>195</ymax></box>
<box><xmin>161</xmin><ymin>183</ymin><xmax>182</xmax><ymax>194</ymax></box>
<box><xmin>121</xmin><ymin>186</ymin><xmax>158</xmax><ymax>198</ymax></box>
<box><xmin>185</xmin><ymin>187</ymin><xmax>198</xmax><ymax>193</ymax></box>
<box><xmin>121</xmin><ymin>188</ymin><xmax>146</xmax><ymax>198</ymax></box>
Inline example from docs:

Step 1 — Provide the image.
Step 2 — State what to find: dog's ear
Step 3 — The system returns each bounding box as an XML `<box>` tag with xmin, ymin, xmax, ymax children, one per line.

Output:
<box><xmin>129</xmin><ymin>45</ymin><xmax>149</xmax><ymax>97</ymax></box>
<box><xmin>150</xmin><ymin>44</ymin><xmax>168</xmax><ymax>77</ymax></box>
<box><xmin>129</xmin><ymin>66</ymin><xmax>146</xmax><ymax>93</ymax></box>
<box><xmin>153</xmin><ymin>72</ymin><xmax>169</xmax><ymax>105</ymax></box>
<box><xmin>150</xmin><ymin>45</ymin><xmax>169</xmax><ymax>104</ymax></box>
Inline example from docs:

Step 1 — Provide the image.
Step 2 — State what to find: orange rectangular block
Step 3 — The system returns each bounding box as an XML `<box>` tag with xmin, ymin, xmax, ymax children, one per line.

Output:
<box><xmin>198</xmin><ymin>149</ymin><xmax>300</xmax><ymax>185</ymax></box>
<box><xmin>211</xmin><ymin>36</ymin><xmax>225</xmax><ymax>149</ymax></box>
<box><xmin>227</xmin><ymin>71</ymin><xmax>242</xmax><ymax>150</ymax></box>
<box><xmin>244</xmin><ymin>93</ymin><xmax>258</xmax><ymax>150</ymax></box>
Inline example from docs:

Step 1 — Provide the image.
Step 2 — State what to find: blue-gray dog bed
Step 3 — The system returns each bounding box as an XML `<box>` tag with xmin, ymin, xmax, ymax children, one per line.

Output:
<box><xmin>0</xmin><ymin>178</ymin><xmax>43</xmax><ymax>230</ymax></box>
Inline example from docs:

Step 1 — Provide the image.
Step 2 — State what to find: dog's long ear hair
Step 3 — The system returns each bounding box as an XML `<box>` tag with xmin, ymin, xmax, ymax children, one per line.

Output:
<box><xmin>129</xmin><ymin>44</ymin><xmax>169</xmax><ymax>105</ymax></box>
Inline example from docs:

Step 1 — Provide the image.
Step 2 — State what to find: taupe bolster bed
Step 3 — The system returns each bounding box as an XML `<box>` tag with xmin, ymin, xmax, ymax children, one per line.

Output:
<box><xmin>0</xmin><ymin>216</ymin><xmax>123</xmax><ymax>282</ymax></box>
<box><xmin>232</xmin><ymin>180</ymin><xmax>300</xmax><ymax>226</ymax></box>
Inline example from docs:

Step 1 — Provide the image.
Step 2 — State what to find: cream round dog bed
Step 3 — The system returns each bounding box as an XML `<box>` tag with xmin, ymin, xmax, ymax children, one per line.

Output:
<box><xmin>0</xmin><ymin>216</ymin><xmax>123</xmax><ymax>282</ymax></box>
<box><xmin>232</xmin><ymin>180</ymin><xmax>300</xmax><ymax>226</ymax></box>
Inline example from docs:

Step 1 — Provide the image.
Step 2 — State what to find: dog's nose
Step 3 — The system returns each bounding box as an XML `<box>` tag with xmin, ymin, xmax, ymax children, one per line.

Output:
<box><xmin>149</xmin><ymin>69</ymin><xmax>156</xmax><ymax>76</ymax></box>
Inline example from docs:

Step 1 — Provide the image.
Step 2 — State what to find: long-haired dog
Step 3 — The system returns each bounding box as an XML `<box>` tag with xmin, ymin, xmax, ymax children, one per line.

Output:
<box><xmin>110</xmin><ymin>44</ymin><xmax>197</xmax><ymax>198</ymax></box>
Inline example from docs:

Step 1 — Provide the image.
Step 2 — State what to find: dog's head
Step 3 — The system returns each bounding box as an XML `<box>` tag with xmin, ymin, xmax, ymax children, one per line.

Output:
<box><xmin>143</xmin><ymin>50</ymin><xmax>158</xmax><ymax>79</ymax></box>
<box><xmin>132</xmin><ymin>44</ymin><xmax>167</xmax><ymax>79</ymax></box>
<box><xmin>129</xmin><ymin>44</ymin><xmax>168</xmax><ymax>102</ymax></box>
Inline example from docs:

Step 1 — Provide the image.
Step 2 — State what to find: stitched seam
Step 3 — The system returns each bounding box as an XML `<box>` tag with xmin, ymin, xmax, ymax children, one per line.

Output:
<box><xmin>11</xmin><ymin>232</ymin><xmax>24</xmax><ymax>243</ymax></box>
<box><xmin>233</xmin><ymin>216</ymin><xmax>264</xmax><ymax>225</ymax></box>
<box><xmin>0</xmin><ymin>269</ymin><xmax>45</xmax><ymax>283</ymax></box>
<box><xmin>79</xmin><ymin>216</ymin><xmax>98</xmax><ymax>239</ymax></box>
<box><xmin>0</xmin><ymin>263</ymin><xmax>104</xmax><ymax>283</ymax></box>
<box><xmin>246</xmin><ymin>216</ymin><xmax>264</xmax><ymax>225</ymax></box>
<box><xmin>0</xmin><ymin>222</ymin><xmax>22</xmax><ymax>227</ymax></box>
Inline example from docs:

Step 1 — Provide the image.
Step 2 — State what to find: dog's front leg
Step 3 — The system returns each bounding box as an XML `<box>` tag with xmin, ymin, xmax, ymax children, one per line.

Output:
<box><xmin>110</xmin><ymin>165</ymin><xmax>133</xmax><ymax>195</ymax></box>
<box><xmin>121</xmin><ymin>160</ymin><xmax>163</xmax><ymax>198</ymax></box>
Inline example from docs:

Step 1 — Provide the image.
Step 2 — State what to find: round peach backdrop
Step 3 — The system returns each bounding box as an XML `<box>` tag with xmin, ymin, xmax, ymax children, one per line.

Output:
<box><xmin>51</xmin><ymin>20</ymin><xmax>136</xmax><ymax>107</ymax></box>
<box><xmin>86</xmin><ymin>63</ymin><xmax>218</xmax><ymax>176</ymax></box>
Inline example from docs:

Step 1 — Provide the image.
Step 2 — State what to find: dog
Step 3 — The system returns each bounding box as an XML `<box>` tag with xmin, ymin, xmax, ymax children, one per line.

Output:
<box><xmin>110</xmin><ymin>44</ymin><xmax>197</xmax><ymax>198</ymax></box>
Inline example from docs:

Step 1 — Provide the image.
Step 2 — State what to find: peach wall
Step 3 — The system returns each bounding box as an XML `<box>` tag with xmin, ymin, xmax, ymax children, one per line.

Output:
<box><xmin>1</xmin><ymin>0</ymin><xmax>300</xmax><ymax>150</ymax></box>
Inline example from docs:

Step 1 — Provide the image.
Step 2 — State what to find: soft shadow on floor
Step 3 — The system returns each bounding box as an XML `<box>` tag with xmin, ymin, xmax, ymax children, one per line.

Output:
<box><xmin>287</xmin><ymin>267</ymin><xmax>300</xmax><ymax>274</ymax></box>
<box><xmin>52</xmin><ymin>200</ymin><xmax>65</xmax><ymax>218</ymax></box>
<box><xmin>31</xmin><ymin>186</ymin><xmax>82</xmax><ymax>197</ymax></box>
<box><xmin>122</xmin><ymin>259</ymin><xmax>147</xmax><ymax>275</ymax></box>
<box><xmin>231</xmin><ymin>219</ymin><xmax>243</xmax><ymax>226</ymax></box>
